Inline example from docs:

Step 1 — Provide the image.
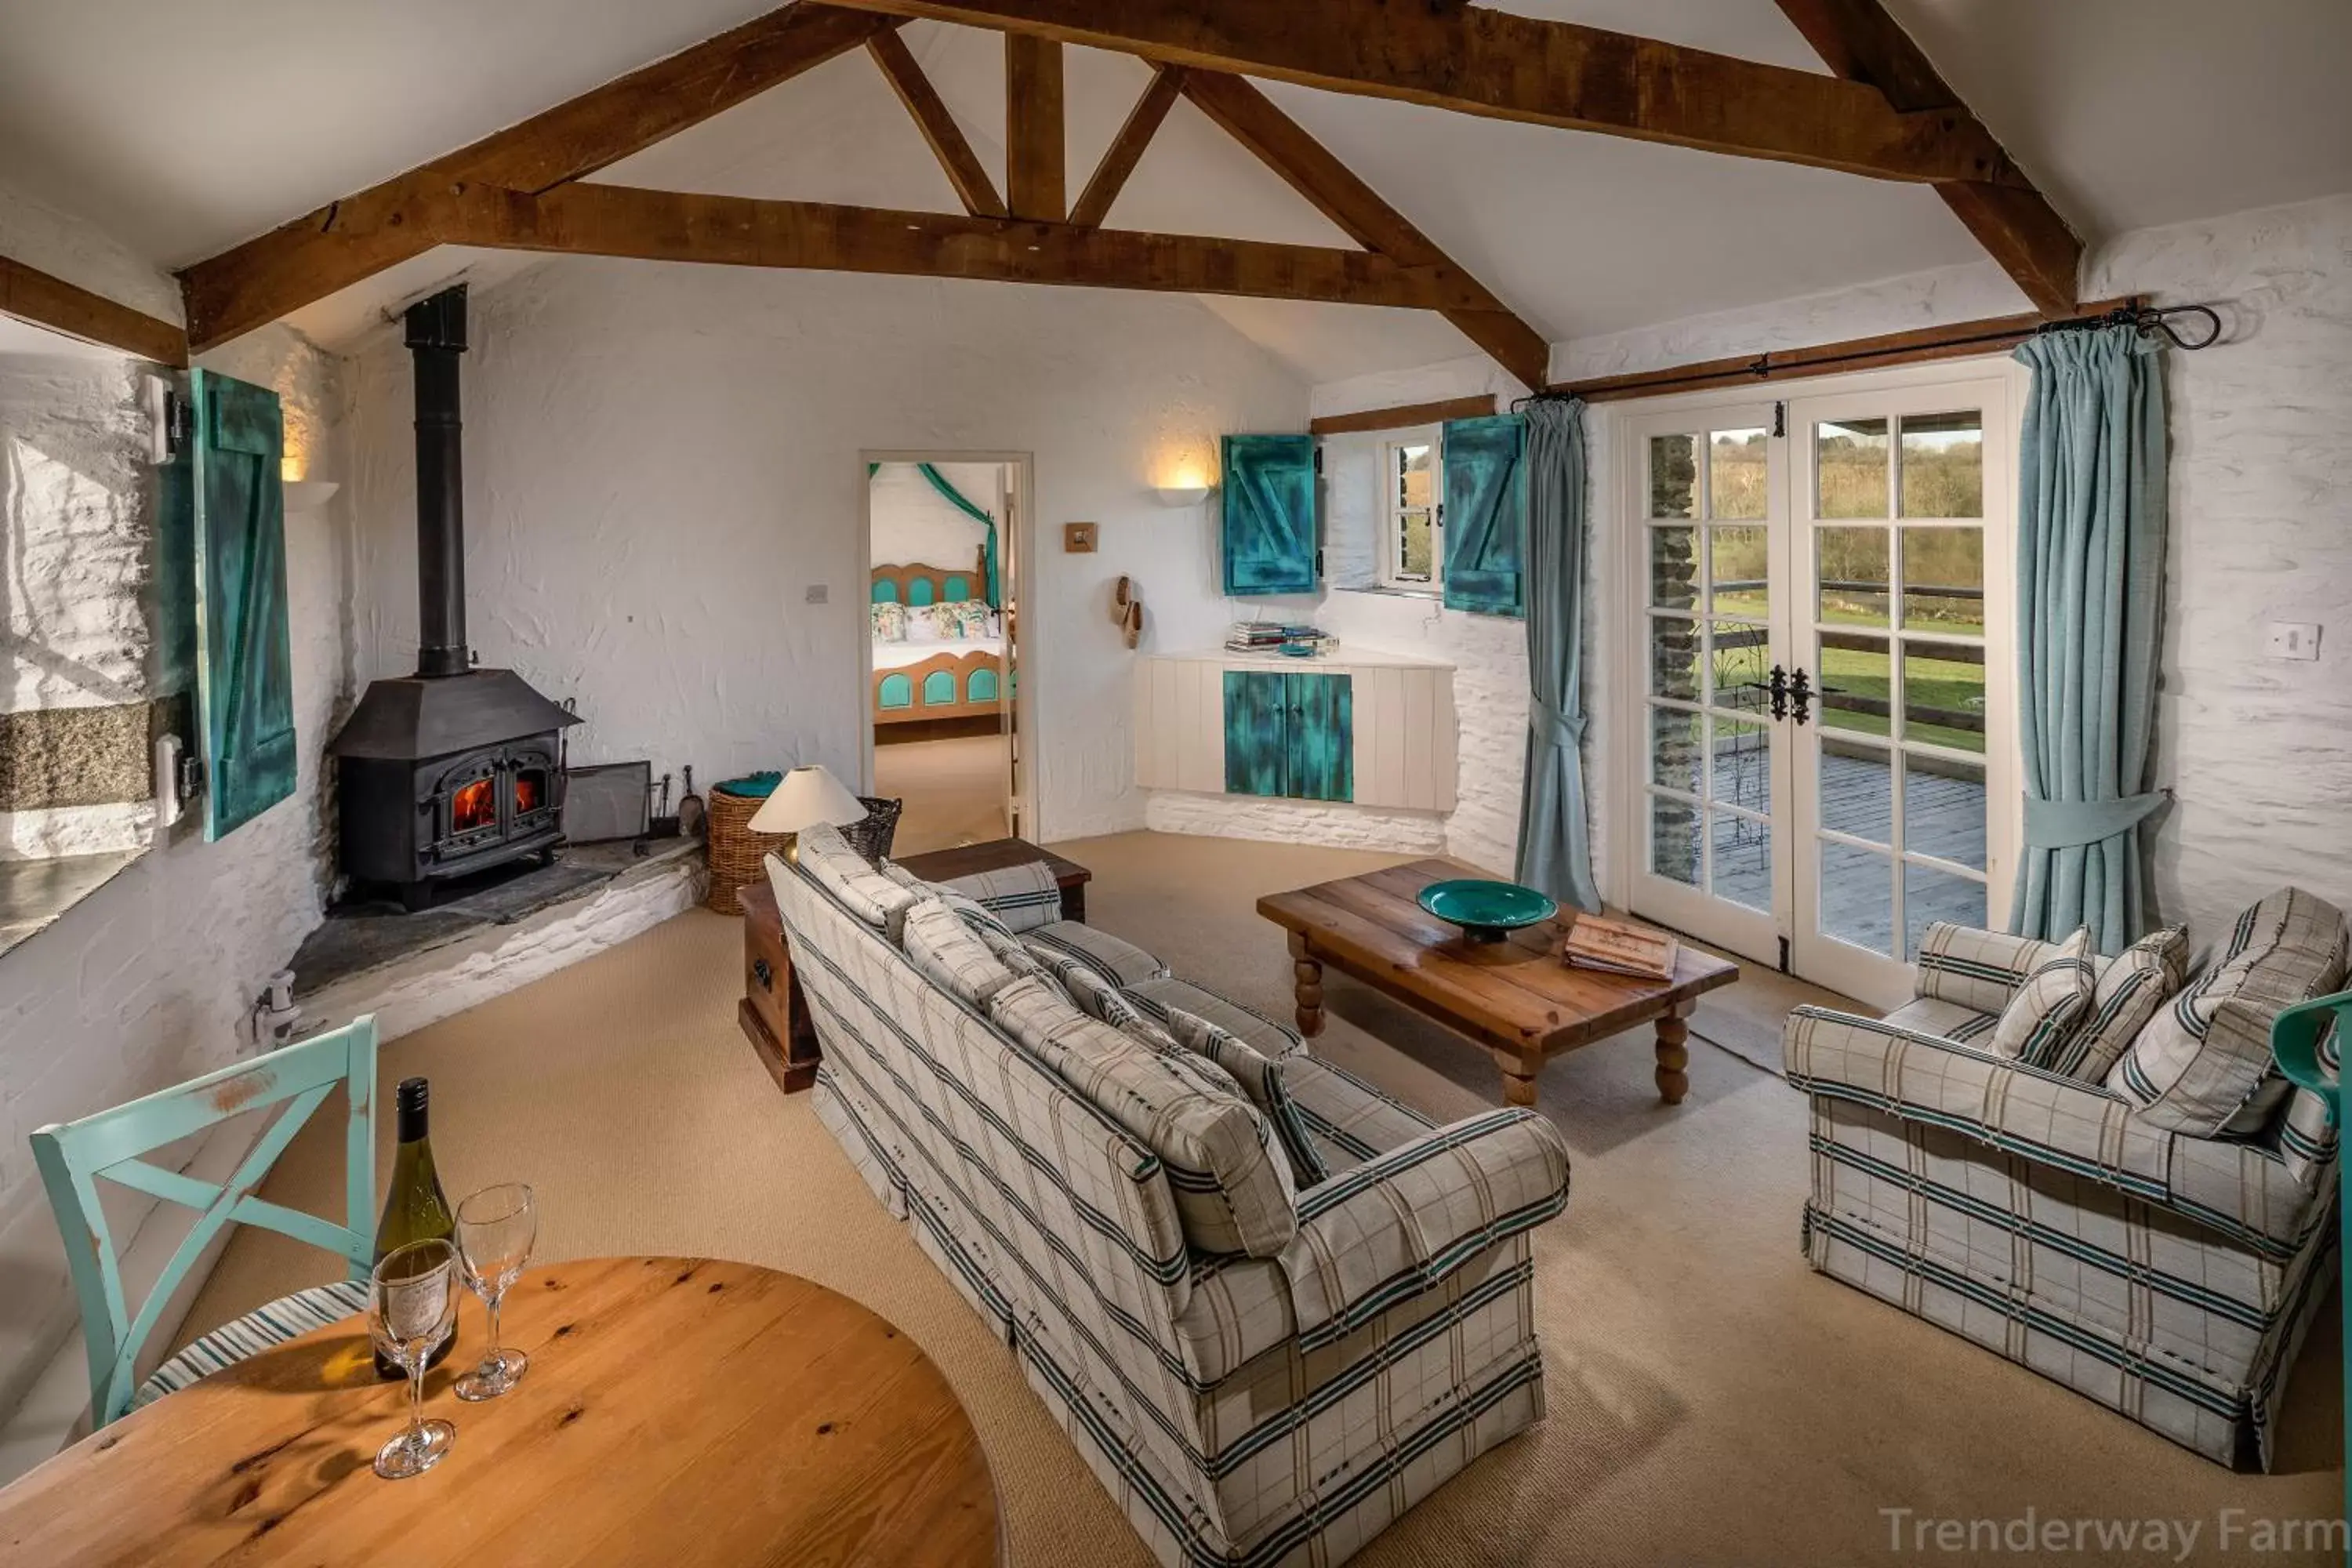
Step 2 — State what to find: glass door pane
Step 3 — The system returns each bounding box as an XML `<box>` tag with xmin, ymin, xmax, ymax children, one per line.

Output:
<box><xmin>1793</xmin><ymin>397</ymin><xmax>1994</xmax><ymax>1004</ymax></box>
<box><xmin>1635</xmin><ymin>415</ymin><xmax>1780</xmax><ymax>958</ymax></box>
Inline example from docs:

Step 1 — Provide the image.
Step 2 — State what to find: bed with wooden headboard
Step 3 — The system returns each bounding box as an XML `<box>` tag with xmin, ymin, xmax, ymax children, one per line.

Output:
<box><xmin>869</xmin><ymin>553</ymin><xmax>1007</xmax><ymax>727</ymax></box>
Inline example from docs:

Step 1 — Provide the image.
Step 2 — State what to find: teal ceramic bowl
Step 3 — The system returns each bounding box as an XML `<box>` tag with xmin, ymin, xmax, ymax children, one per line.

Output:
<box><xmin>1416</xmin><ymin>879</ymin><xmax>1558</xmax><ymax>944</ymax></box>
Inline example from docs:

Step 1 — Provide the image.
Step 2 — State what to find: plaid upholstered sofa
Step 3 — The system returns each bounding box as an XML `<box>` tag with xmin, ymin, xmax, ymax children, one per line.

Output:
<box><xmin>768</xmin><ymin>827</ymin><xmax>1573</xmax><ymax>1568</ymax></box>
<box><xmin>1785</xmin><ymin>888</ymin><xmax>2346</xmax><ymax>1469</ymax></box>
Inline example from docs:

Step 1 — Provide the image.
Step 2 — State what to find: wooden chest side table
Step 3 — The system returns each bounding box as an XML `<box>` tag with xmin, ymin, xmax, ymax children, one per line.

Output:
<box><xmin>737</xmin><ymin>879</ymin><xmax>820</xmax><ymax>1094</ymax></box>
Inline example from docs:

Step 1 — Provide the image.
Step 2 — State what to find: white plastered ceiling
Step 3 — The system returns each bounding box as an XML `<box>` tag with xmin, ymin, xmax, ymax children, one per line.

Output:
<box><xmin>0</xmin><ymin>0</ymin><xmax>2346</xmax><ymax>379</ymax></box>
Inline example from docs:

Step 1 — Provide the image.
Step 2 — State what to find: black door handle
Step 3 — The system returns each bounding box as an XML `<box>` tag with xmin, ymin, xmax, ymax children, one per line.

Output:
<box><xmin>1790</xmin><ymin>668</ymin><xmax>1813</xmax><ymax>726</ymax></box>
<box><xmin>1767</xmin><ymin>665</ymin><xmax>1789</xmax><ymax>721</ymax></box>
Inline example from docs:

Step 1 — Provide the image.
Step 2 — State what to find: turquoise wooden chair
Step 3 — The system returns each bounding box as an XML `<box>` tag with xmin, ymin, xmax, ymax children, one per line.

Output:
<box><xmin>30</xmin><ymin>1015</ymin><xmax>380</xmax><ymax>1427</ymax></box>
<box><xmin>2270</xmin><ymin>988</ymin><xmax>2348</xmax><ymax>1542</ymax></box>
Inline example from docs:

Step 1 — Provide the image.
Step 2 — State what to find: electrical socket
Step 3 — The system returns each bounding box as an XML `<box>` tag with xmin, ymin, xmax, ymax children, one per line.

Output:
<box><xmin>804</xmin><ymin>583</ymin><xmax>829</xmax><ymax>604</ymax></box>
<box><xmin>2264</xmin><ymin>622</ymin><xmax>2321</xmax><ymax>661</ymax></box>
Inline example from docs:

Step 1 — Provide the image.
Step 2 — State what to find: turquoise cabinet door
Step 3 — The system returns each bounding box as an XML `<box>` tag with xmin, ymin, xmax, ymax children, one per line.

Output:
<box><xmin>1222</xmin><ymin>671</ymin><xmax>1288</xmax><ymax>796</ymax></box>
<box><xmin>1442</xmin><ymin>415</ymin><xmax>1528</xmax><ymax>617</ymax></box>
<box><xmin>1221</xmin><ymin>434</ymin><xmax>1317</xmax><ymax>596</ymax></box>
<box><xmin>1285</xmin><ymin>673</ymin><xmax>1353</xmax><ymax>802</ymax></box>
<box><xmin>189</xmin><ymin>371</ymin><xmax>297</xmax><ymax>840</ymax></box>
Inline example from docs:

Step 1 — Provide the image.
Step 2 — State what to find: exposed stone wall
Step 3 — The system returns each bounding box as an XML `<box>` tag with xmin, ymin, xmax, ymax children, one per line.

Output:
<box><xmin>0</xmin><ymin>315</ymin><xmax>356</xmax><ymax>1428</ymax></box>
<box><xmin>0</xmin><ymin>351</ymin><xmax>160</xmax><ymax>855</ymax></box>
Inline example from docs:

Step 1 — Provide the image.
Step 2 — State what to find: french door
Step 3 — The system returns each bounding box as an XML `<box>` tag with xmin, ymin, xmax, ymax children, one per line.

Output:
<box><xmin>1621</xmin><ymin>370</ymin><xmax>2016</xmax><ymax>1009</ymax></box>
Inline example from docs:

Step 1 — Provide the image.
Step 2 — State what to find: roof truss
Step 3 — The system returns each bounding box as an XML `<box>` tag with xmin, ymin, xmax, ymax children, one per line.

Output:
<box><xmin>169</xmin><ymin>0</ymin><xmax>2079</xmax><ymax>373</ymax></box>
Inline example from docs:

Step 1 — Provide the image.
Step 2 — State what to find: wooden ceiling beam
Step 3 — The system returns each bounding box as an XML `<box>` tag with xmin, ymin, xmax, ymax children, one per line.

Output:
<box><xmin>177</xmin><ymin>2</ymin><xmax>902</xmax><ymax>351</ymax></box>
<box><xmin>395</xmin><ymin>181</ymin><xmax>1498</xmax><ymax>311</ymax></box>
<box><xmin>1</xmin><ymin>255</ymin><xmax>188</xmax><ymax>366</ymax></box>
<box><xmin>867</xmin><ymin>29</ymin><xmax>1007</xmax><ymax>218</ymax></box>
<box><xmin>1004</xmin><ymin>35</ymin><xmax>1065</xmax><ymax>221</ymax></box>
<box><xmin>1180</xmin><ymin>71</ymin><xmax>1549</xmax><ymax>389</ymax></box>
<box><xmin>1773</xmin><ymin>0</ymin><xmax>2080</xmax><ymax>315</ymax></box>
<box><xmin>818</xmin><ymin>0</ymin><xmax>2020</xmax><ymax>185</ymax></box>
<box><xmin>1069</xmin><ymin>66</ymin><xmax>1184</xmax><ymax>229</ymax></box>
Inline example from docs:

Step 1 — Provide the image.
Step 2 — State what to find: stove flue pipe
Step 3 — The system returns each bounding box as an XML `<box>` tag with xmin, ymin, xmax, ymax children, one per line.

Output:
<box><xmin>405</xmin><ymin>285</ymin><xmax>470</xmax><ymax>678</ymax></box>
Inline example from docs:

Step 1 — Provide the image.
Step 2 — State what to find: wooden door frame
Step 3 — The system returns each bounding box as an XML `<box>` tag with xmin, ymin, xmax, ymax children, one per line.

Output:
<box><xmin>1599</xmin><ymin>354</ymin><xmax>2027</xmax><ymax>993</ymax></box>
<box><xmin>857</xmin><ymin>449</ymin><xmax>1037</xmax><ymax>842</ymax></box>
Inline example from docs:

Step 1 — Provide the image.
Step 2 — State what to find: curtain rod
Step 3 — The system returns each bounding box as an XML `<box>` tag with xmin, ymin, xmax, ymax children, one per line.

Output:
<box><xmin>1541</xmin><ymin>295</ymin><xmax>2223</xmax><ymax>405</ymax></box>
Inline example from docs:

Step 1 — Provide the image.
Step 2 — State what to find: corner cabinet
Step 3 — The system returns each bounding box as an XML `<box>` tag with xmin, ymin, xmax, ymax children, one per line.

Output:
<box><xmin>1135</xmin><ymin>650</ymin><xmax>1456</xmax><ymax>812</ymax></box>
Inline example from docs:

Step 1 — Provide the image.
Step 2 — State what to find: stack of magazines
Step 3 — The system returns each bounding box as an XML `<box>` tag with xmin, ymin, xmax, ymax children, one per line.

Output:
<box><xmin>1560</xmin><ymin>914</ymin><xmax>1679</xmax><ymax>981</ymax></box>
<box><xmin>1225</xmin><ymin>621</ymin><xmax>1334</xmax><ymax>654</ymax></box>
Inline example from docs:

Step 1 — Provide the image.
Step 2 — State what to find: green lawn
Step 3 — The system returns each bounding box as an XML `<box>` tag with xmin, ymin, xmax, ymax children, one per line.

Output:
<box><xmin>1703</xmin><ymin>635</ymin><xmax>1984</xmax><ymax>753</ymax></box>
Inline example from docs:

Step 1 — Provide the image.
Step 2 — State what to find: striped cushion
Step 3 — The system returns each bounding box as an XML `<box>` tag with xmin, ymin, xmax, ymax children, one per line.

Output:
<box><xmin>934</xmin><ymin>860</ymin><xmax>1064</xmax><ymax>934</ymax></box>
<box><xmin>2110</xmin><ymin>888</ymin><xmax>2350</xmax><ymax>1135</ymax></box>
<box><xmin>135</xmin><ymin>1279</ymin><xmax>369</xmax><ymax>1409</ymax></box>
<box><xmin>1124</xmin><ymin>975</ymin><xmax>1306</xmax><ymax>1062</ymax></box>
<box><xmin>2042</xmin><ymin>926</ymin><xmax>2188</xmax><ymax>1080</ymax></box>
<box><xmin>1987</xmin><ymin>927</ymin><xmax>2094</xmax><ymax>1062</ymax></box>
<box><xmin>1915</xmin><ymin>924</ymin><xmax>2068</xmax><ymax>1015</ymax></box>
<box><xmin>789</xmin><ymin>829</ymin><xmax>918</xmax><ymax>938</ymax></box>
<box><xmin>900</xmin><ymin>898</ymin><xmax>1021</xmax><ymax>1008</ymax></box>
<box><xmin>1024</xmin><ymin>921</ymin><xmax>1172</xmax><ymax>987</ymax></box>
<box><xmin>1159</xmin><ymin>1005</ymin><xmax>1329</xmax><ymax>1187</ymax></box>
<box><xmin>968</xmin><ymin>919</ymin><xmax>1062</xmax><ymax>993</ymax></box>
<box><xmin>987</xmin><ymin>975</ymin><xmax>1297</xmax><ymax>1258</ymax></box>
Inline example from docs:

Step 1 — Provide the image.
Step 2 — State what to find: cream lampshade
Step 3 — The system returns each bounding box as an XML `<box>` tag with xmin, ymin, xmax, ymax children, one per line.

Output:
<box><xmin>748</xmin><ymin>764</ymin><xmax>866</xmax><ymax>861</ymax></box>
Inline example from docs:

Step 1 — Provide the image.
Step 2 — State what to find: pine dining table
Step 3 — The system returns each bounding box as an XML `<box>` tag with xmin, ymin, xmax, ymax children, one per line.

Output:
<box><xmin>0</xmin><ymin>1255</ymin><xmax>1000</xmax><ymax>1568</ymax></box>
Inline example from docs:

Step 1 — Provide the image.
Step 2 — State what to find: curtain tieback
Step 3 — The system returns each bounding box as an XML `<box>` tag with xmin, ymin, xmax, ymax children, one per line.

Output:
<box><xmin>2022</xmin><ymin>789</ymin><xmax>2169</xmax><ymax>850</ymax></box>
<box><xmin>1530</xmin><ymin>698</ymin><xmax>1587</xmax><ymax>751</ymax></box>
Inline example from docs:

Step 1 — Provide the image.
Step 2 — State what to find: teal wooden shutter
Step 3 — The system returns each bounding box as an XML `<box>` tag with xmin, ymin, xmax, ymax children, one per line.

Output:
<box><xmin>1221</xmin><ymin>434</ymin><xmax>1317</xmax><ymax>595</ymax></box>
<box><xmin>1286</xmin><ymin>673</ymin><xmax>1353</xmax><ymax>802</ymax></box>
<box><xmin>190</xmin><ymin>371</ymin><xmax>297</xmax><ymax>840</ymax></box>
<box><xmin>1222</xmin><ymin>671</ymin><xmax>1288</xmax><ymax>796</ymax></box>
<box><xmin>1442</xmin><ymin>415</ymin><xmax>1528</xmax><ymax>616</ymax></box>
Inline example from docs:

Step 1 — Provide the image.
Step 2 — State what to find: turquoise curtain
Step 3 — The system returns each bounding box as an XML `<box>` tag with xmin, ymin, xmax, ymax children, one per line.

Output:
<box><xmin>868</xmin><ymin>462</ymin><xmax>1001</xmax><ymax>607</ymax></box>
<box><xmin>2009</xmin><ymin>325</ymin><xmax>2169</xmax><ymax>954</ymax></box>
<box><xmin>1512</xmin><ymin>398</ymin><xmax>1601</xmax><ymax>913</ymax></box>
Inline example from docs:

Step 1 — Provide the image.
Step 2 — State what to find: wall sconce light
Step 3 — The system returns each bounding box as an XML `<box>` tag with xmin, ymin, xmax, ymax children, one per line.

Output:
<box><xmin>1152</xmin><ymin>485</ymin><xmax>1212</xmax><ymax>508</ymax></box>
<box><xmin>283</xmin><ymin>478</ymin><xmax>341</xmax><ymax>513</ymax></box>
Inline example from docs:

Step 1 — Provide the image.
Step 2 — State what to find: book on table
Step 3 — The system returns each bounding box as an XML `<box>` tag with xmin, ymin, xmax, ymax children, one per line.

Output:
<box><xmin>1561</xmin><ymin>914</ymin><xmax>1679</xmax><ymax>981</ymax></box>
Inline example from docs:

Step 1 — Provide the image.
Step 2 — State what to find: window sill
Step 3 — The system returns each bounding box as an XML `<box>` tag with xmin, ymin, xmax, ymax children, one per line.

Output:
<box><xmin>1333</xmin><ymin>584</ymin><xmax>1443</xmax><ymax>603</ymax></box>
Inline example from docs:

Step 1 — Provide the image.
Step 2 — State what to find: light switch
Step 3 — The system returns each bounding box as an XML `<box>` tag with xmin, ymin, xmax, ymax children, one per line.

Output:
<box><xmin>804</xmin><ymin>584</ymin><xmax>830</xmax><ymax>604</ymax></box>
<box><xmin>1064</xmin><ymin>522</ymin><xmax>1099</xmax><ymax>554</ymax></box>
<box><xmin>2264</xmin><ymin>621</ymin><xmax>2321</xmax><ymax>661</ymax></box>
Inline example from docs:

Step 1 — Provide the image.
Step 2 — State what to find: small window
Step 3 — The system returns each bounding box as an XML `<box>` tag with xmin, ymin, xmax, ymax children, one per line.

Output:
<box><xmin>1381</xmin><ymin>434</ymin><xmax>1442</xmax><ymax>593</ymax></box>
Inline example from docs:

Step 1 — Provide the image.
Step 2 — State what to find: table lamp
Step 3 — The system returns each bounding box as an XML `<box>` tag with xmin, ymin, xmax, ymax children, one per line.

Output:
<box><xmin>747</xmin><ymin>764</ymin><xmax>866</xmax><ymax>862</ymax></box>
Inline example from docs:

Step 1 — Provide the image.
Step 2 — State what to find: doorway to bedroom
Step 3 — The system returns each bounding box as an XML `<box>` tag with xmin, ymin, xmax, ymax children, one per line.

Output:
<box><xmin>862</xmin><ymin>455</ymin><xmax>1024</xmax><ymax>855</ymax></box>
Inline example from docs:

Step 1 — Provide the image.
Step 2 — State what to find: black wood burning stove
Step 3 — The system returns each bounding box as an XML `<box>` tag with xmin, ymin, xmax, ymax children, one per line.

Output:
<box><xmin>328</xmin><ymin>286</ymin><xmax>579</xmax><ymax>910</ymax></box>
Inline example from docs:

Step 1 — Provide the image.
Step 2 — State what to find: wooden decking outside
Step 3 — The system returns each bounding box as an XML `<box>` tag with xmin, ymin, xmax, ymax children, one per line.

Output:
<box><xmin>1686</xmin><ymin>746</ymin><xmax>1987</xmax><ymax>958</ymax></box>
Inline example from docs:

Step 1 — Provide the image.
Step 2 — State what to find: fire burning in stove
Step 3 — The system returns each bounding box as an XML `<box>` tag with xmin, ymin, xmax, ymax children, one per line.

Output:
<box><xmin>452</xmin><ymin>778</ymin><xmax>496</xmax><ymax>834</ymax></box>
<box><xmin>515</xmin><ymin>773</ymin><xmax>542</xmax><ymax>815</ymax></box>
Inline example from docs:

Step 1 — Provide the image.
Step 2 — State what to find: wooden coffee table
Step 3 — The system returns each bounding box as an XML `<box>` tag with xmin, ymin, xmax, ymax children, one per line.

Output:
<box><xmin>1258</xmin><ymin>860</ymin><xmax>1739</xmax><ymax>1108</ymax></box>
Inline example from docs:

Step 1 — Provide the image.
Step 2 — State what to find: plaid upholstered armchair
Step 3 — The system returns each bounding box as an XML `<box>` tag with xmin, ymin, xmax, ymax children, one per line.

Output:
<box><xmin>1784</xmin><ymin>889</ymin><xmax>2347</xmax><ymax>1469</ymax></box>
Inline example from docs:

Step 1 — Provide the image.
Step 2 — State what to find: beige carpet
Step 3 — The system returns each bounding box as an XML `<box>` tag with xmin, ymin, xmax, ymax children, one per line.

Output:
<box><xmin>873</xmin><ymin>733</ymin><xmax>1010</xmax><ymax>855</ymax></box>
<box><xmin>190</xmin><ymin>833</ymin><xmax>2344</xmax><ymax>1566</ymax></box>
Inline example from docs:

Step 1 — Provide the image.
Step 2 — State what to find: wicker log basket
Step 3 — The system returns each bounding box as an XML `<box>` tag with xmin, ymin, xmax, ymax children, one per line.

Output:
<box><xmin>705</xmin><ymin>773</ymin><xmax>902</xmax><ymax>913</ymax></box>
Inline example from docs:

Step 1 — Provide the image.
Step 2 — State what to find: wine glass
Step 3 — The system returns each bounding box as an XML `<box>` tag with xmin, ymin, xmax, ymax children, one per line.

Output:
<box><xmin>368</xmin><ymin>1238</ymin><xmax>460</xmax><ymax>1479</ymax></box>
<box><xmin>453</xmin><ymin>1183</ymin><xmax>537</xmax><ymax>1402</ymax></box>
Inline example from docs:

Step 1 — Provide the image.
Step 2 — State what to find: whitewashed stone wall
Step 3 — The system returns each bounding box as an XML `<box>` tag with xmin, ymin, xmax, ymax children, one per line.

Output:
<box><xmin>0</xmin><ymin>350</ymin><xmax>158</xmax><ymax>857</ymax></box>
<box><xmin>342</xmin><ymin>260</ymin><xmax>1311</xmax><ymax>844</ymax></box>
<box><xmin>0</xmin><ymin>313</ymin><xmax>357</xmax><ymax>1426</ymax></box>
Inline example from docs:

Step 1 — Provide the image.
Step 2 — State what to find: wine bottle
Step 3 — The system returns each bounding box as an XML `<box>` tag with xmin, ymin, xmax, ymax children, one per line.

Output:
<box><xmin>372</xmin><ymin>1076</ymin><xmax>458</xmax><ymax>1378</ymax></box>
